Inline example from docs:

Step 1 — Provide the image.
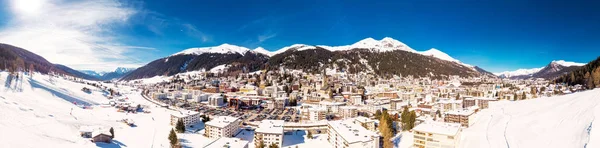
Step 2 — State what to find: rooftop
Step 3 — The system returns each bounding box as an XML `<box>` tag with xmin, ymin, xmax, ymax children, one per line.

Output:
<box><xmin>413</xmin><ymin>122</ymin><xmax>461</xmax><ymax>136</ymax></box>
<box><xmin>205</xmin><ymin>116</ymin><xmax>239</xmax><ymax>128</ymax></box>
<box><xmin>171</xmin><ymin>110</ymin><xmax>200</xmax><ymax>118</ymax></box>
<box><xmin>203</xmin><ymin>137</ymin><xmax>249</xmax><ymax>148</ymax></box>
<box><xmin>256</xmin><ymin>120</ymin><xmax>284</xmax><ymax>134</ymax></box>
<box><xmin>328</xmin><ymin>120</ymin><xmax>380</xmax><ymax>144</ymax></box>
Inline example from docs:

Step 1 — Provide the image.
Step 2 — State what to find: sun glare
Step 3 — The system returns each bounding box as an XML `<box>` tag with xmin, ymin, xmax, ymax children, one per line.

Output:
<box><xmin>12</xmin><ymin>0</ymin><xmax>44</xmax><ymax>15</ymax></box>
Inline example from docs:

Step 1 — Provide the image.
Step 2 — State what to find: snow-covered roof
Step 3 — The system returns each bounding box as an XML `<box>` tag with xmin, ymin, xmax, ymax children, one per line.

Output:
<box><xmin>204</xmin><ymin>137</ymin><xmax>249</xmax><ymax>148</ymax></box>
<box><xmin>328</xmin><ymin>120</ymin><xmax>380</xmax><ymax>144</ymax></box>
<box><xmin>413</xmin><ymin>122</ymin><xmax>461</xmax><ymax>136</ymax></box>
<box><xmin>256</xmin><ymin>120</ymin><xmax>284</xmax><ymax>134</ymax></box>
<box><xmin>205</xmin><ymin>116</ymin><xmax>239</xmax><ymax>128</ymax></box>
<box><xmin>446</xmin><ymin>109</ymin><xmax>476</xmax><ymax>116</ymax></box>
<box><xmin>172</xmin><ymin>110</ymin><xmax>200</xmax><ymax>118</ymax></box>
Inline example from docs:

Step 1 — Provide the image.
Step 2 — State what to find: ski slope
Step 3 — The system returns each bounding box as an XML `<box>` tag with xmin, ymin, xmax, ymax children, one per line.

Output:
<box><xmin>0</xmin><ymin>72</ymin><xmax>177</xmax><ymax>148</ymax></box>
<box><xmin>459</xmin><ymin>89</ymin><xmax>600</xmax><ymax>148</ymax></box>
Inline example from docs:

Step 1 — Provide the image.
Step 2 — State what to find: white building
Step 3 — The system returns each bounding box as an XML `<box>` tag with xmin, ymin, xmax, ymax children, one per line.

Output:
<box><xmin>339</xmin><ymin>106</ymin><xmax>358</xmax><ymax>119</ymax></box>
<box><xmin>413</xmin><ymin>122</ymin><xmax>461</xmax><ymax>148</ymax></box>
<box><xmin>254</xmin><ymin>120</ymin><xmax>284</xmax><ymax>148</ymax></box>
<box><xmin>203</xmin><ymin>137</ymin><xmax>249</xmax><ymax>148</ymax></box>
<box><xmin>170</xmin><ymin>110</ymin><xmax>201</xmax><ymax>127</ymax></box>
<box><xmin>204</xmin><ymin>116</ymin><xmax>241</xmax><ymax>138</ymax></box>
<box><xmin>208</xmin><ymin>95</ymin><xmax>225</xmax><ymax>107</ymax></box>
<box><xmin>302</xmin><ymin>106</ymin><xmax>326</xmax><ymax>121</ymax></box>
<box><xmin>327</xmin><ymin>120</ymin><xmax>380</xmax><ymax>148</ymax></box>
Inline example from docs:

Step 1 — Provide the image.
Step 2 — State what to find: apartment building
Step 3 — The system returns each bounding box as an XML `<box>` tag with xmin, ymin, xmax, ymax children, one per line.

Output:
<box><xmin>444</xmin><ymin>109</ymin><xmax>477</xmax><ymax>127</ymax></box>
<box><xmin>301</xmin><ymin>106</ymin><xmax>326</xmax><ymax>121</ymax></box>
<box><xmin>254</xmin><ymin>120</ymin><xmax>284</xmax><ymax>148</ymax></box>
<box><xmin>353</xmin><ymin>116</ymin><xmax>377</xmax><ymax>132</ymax></box>
<box><xmin>170</xmin><ymin>110</ymin><xmax>201</xmax><ymax>127</ymax></box>
<box><xmin>327</xmin><ymin>120</ymin><xmax>380</xmax><ymax>148</ymax></box>
<box><xmin>413</xmin><ymin>122</ymin><xmax>461</xmax><ymax>148</ymax></box>
<box><xmin>204</xmin><ymin>116</ymin><xmax>241</xmax><ymax>138</ymax></box>
<box><xmin>339</xmin><ymin>106</ymin><xmax>358</xmax><ymax>119</ymax></box>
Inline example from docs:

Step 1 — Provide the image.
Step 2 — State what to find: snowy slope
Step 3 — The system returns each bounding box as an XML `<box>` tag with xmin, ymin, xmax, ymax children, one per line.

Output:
<box><xmin>552</xmin><ymin>60</ymin><xmax>585</xmax><ymax>67</ymax></box>
<box><xmin>253</xmin><ymin>47</ymin><xmax>272</xmax><ymax>56</ymax></box>
<box><xmin>459</xmin><ymin>89</ymin><xmax>600</xmax><ymax>148</ymax></box>
<box><xmin>419</xmin><ymin>48</ymin><xmax>460</xmax><ymax>63</ymax></box>
<box><xmin>318</xmin><ymin>37</ymin><xmax>417</xmax><ymax>53</ymax></box>
<box><xmin>173</xmin><ymin>43</ymin><xmax>250</xmax><ymax>56</ymax></box>
<box><xmin>0</xmin><ymin>72</ymin><xmax>178</xmax><ymax>148</ymax></box>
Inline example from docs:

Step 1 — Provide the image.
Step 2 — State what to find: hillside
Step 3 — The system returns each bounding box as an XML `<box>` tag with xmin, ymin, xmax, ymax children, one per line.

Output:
<box><xmin>0</xmin><ymin>43</ymin><xmax>95</xmax><ymax>80</ymax></box>
<box><xmin>123</xmin><ymin>37</ymin><xmax>493</xmax><ymax>80</ymax></box>
<box><xmin>496</xmin><ymin>60</ymin><xmax>585</xmax><ymax>80</ymax></box>
<box><xmin>460</xmin><ymin>89</ymin><xmax>600</xmax><ymax>148</ymax></box>
<box><xmin>267</xmin><ymin>46</ymin><xmax>480</xmax><ymax>78</ymax></box>
<box><xmin>121</xmin><ymin>44</ymin><xmax>269</xmax><ymax>80</ymax></box>
<box><xmin>555</xmin><ymin>56</ymin><xmax>600</xmax><ymax>88</ymax></box>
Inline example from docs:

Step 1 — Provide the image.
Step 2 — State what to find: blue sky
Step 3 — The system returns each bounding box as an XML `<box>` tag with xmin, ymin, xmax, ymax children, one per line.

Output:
<box><xmin>0</xmin><ymin>0</ymin><xmax>599</xmax><ymax>72</ymax></box>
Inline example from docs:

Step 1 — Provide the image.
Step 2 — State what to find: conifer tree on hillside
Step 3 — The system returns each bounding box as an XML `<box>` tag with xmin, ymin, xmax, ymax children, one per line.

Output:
<box><xmin>169</xmin><ymin>129</ymin><xmax>179</xmax><ymax>148</ymax></box>
<box><xmin>269</xmin><ymin>143</ymin><xmax>279</xmax><ymax>148</ymax></box>
<box><xmin>176</xmin><ymin>119</ymin><xmax>185</xmax><ymax>133</ymax></box>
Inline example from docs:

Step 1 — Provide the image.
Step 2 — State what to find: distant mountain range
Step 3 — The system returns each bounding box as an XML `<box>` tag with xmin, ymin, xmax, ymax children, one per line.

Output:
<box><xmin>122</xmin><ymin>37</ymin><xmax>494</xmax><ymax>80</ymax></box>
<box><xmin>494</xmin><ymin>60</ymin><xmax>585</xmax><ymax>79</ymax></box>
<box><xmin>80</xmin><ymin>67</ymin><xmax>137</xmax><ymax>81</ymax></box>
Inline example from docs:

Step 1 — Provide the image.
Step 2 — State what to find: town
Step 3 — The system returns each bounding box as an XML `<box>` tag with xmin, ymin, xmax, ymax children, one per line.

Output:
<box><xmin>128</xmin><ymin>68</ymin><xmax>583</xmax><ymax>148</ymax></box>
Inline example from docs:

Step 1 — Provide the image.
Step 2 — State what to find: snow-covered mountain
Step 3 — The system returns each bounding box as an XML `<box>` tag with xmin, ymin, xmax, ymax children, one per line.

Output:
<box><xmin>494</xmin><ymin>67</ymin><xmax>544</xmax><ymax>78</ymax></box>
<box><xmin>173</xmin><ymin>43</ymin><xmax>250</xmax><ymax>56</ymax></box>
<box><xmin>124</xmin><ymin>37</ymin><xmax>493</xmax><ymax>80</ymax></box>
<box><xmin>253</xmin><ymin>47</ymin><xmax>272</xmax><ymax>56</ymax></box>
<box><xmin>259</xmin><ymin>37</ymin><xmax>469</xmax><ymax>64</ymax></box>
<box><xmin>80</xmin><ymin>70</ymin><xmax>107</xmax><ymax>77</ymax></box>
<box><xmin>79</xmin><ymin>67</ymin><xmax>137</xmax><ymax>81</ymax></box>
<box><xmin>495</xmin><ymin>60</ymin><xmax>585</xmax><ymax>79</ymax></box>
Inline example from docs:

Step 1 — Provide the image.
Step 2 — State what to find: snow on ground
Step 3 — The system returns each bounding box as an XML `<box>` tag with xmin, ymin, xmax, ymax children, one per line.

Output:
<box><xmin>0</xmin><ymin>72</ymin><xmax>177</xmax><ymax>148</ymax></box>
<box><xmin>209</xmin><ymin>64</ymin><xmax>229</xmax><ymax>73</ymax></box>
<box><xmin>393</xmin><ymin>131</ymin><xmax>413</xmax><ymax>148</ymax></box>
<box><xmin>459</xmin><ymin>89</ymin><xmax>600</xmax><ymax>148</ymax></box>
<box><xmin>0</xmin><ymin>71</ymin><xmax>338</xmax><ymax>148</ymax></box>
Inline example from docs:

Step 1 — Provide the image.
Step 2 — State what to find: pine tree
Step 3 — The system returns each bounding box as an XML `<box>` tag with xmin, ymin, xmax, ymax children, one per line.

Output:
<box><xmin>168</xmin><ymin>129</ymin><xmax>179</xmax><ymax>148</ymax></box>
<box><xmin>375</xmin><ymin>110</ymin><xmax>382</xmax><ymax>120</ymax></box>
<box><xmin>400</xmin><ymin>107</ymin><xmax>410</xmax><ymax>131</ymax></box>
<box><xmin>521</xmin><ymin>92</ymin><xmax>527</xmax><ymax>100</ymax></box>
<box><xmin>307</xmin><ymin>131</ymin><xmax>313</xmax><ymax>139</ymax></box>
<box><xmin>176</xmin><ymin>119</ymin><xmax>185</xmax><ymax>133</ymax></box>
<box><xmin>109</xmin><ymin>127</ymin><xmax>114</xmax><ymax>138</ymax></box>
<box><xmin>269</xmin><ymin>143</ymin><xmax>279</xmax><ymax>148</ymax></box>
<box><xmin>257</xmin><ymin>140</ymin><xmax>266</xmax><ymax>148</ymax></box>
<box><xmin>408</xmin><ymin>111</ymin><xmax>417</xmax><ymax>130</ymax></box>
<box><xmin>379</xmin><ymin>110</ymin><xmax>394</xmax><ymax>148</ymax></box>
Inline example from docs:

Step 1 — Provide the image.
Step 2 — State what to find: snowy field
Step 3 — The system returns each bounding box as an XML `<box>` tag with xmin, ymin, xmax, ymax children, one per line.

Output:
<box><xmin>0</xmin><ymin>72</ymin><xmax>179</xmax><ymax>148</ymax></box>
<box><xmin>459</xmin><ymin>89</ymin><xmax>600</xmax><ymax>148</ymax></box>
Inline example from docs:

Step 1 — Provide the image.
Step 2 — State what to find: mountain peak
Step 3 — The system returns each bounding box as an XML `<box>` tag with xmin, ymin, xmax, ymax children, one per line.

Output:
<box><xmin>420</xmin><ymin>48</ymin><xmax>459</xmax><ymax>63</ymax></box>
<box><xmin>253</xmin><ymin>47</ymin><xmax>273</xmax><ymax>56</ymax></box>
<box><xmin>551</xmin><ymin>60</ymin><xmax>585</xmax><ymax>67</ymax></box>
<box><xmin>173</xmin><ymin>44</ymin><xmax>250</xmax><ymax>56</ymax></box>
